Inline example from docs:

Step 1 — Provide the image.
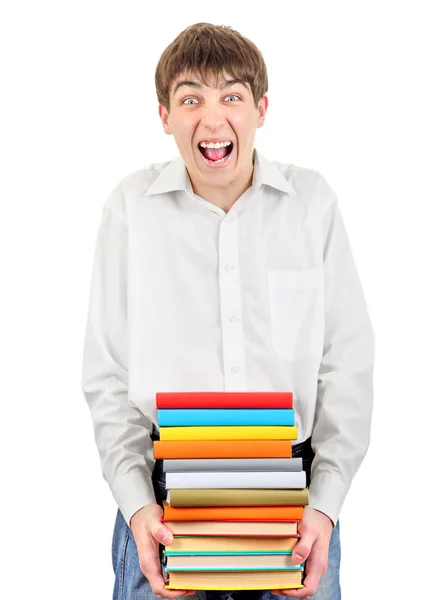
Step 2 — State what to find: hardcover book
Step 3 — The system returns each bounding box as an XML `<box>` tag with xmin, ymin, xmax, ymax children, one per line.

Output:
<box><xmin>153</xmin><ymin>439</ymin><xmax>293</xmax><ymax>459</ymax></box>
<box><xmin>165</xmin><ymin>536</ymin><xmax>299</xmax><ymax>554</ymax></box>
<box><xmin>156</xmin><ymin>391</ymin><xmax>293</xmax><ymax>409</ymax></box>
<box><xmin>162</xmin><ymin>503</ymin><xmax>304</xmax><ymax>522</ymax></box>
<box><xmin>165</xmin><ymin>471</ymin><xmax>306</xmax><ymax>490</ymax></box>
<box><xmin>165</xmin><ymin>569</ymin><xmax>303</xmax><ymax>590</ymax></box>
<box><xmin>166</xmin><ymin>488</ymin><xmax>309</xmax><ymax>507</ymax></box>
<box><xmin>159</xmin><ymin>425</ymin><xmax>298</xmax><ymax>441</ymax></box>
<box><xmin>163</xmin><ymin>457</ymin><xmax>303</xmax><ymax>473</ymax></box>
<box><xmin>163</xmin><ymin>520</ymin><xmax>299</xmax><ymax>536</ymax></box>
<box><xmin>158</xmin><ymin>408</ymin><xmax>295</xmax><ymax>427</ymax></box>
<box><xmin>164</xmin><ymin>553</ymin><xmax>301</xmax><ymax>570</ymax></box>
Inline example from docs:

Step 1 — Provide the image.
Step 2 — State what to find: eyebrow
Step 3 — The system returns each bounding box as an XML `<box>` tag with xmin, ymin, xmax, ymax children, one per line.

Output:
<box><xmin>172</xmin><ymin>78</ymin><xmax>249</xmax><ymax>96</ymax></box>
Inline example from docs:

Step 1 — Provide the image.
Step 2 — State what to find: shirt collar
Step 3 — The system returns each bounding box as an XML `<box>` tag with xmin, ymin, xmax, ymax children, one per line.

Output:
<box><xmin>144</xmin><ymin>148</ymin><xmax>297</xmax><ymax>198</ymax></box>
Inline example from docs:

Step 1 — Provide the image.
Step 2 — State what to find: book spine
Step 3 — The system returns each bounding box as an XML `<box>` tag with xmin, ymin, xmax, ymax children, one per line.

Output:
<box><xmin>166</xmin><ymin>586</ymin><xmax>304</xmax><ymax>591</ymax></box>
<box><xmin>156</xmin><ymin>391</ymin><xmax>293</xmax><ymax>408</ymax></box>
<box><xmin>159</xmin><ymin>425</ymin><xmax>298</xmax><ymax>441</ymax></box>
<box><xmin>166</xmin><ymin>488</ymin><xmax>309</xmax><ymax>507</ymax></box>
<box><xmin>153</xmin><ymin>439</ymin><xmax>292</xmax><ymax>459</ymax></box>
<box><xmin>162</xmin><ymin>503</ymin><xmax>304</xmax><ymax>521</ymax></box>
<box><xmin>158</xmin><ymin>409</ymin><xmax>295</xmax><ymax>427</ymax></box>
<box><xmin>163</xmin><ymin>458</ymin><xmax>303</xmax><ymax>472</ymax></box>
<box><xmin>165</xmin><ymin>471</ymin><xmax>307</xmax><ymax>490</ymax></box>
<box><xmin>165</xmin><ymin>551</ymin><xmax>293</xmax><ymax>556</ymax></box>
<box><xmin>165</xmin><ymin>566</ymin><xmax>303</xmax><ymax>572</ymax></box>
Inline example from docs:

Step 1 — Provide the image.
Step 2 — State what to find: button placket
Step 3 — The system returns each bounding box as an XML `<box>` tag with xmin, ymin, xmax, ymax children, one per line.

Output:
<box><xmin>218</xmin><ymin>213</ymin><xmax>247</xmax><ymax>390</ymax></box>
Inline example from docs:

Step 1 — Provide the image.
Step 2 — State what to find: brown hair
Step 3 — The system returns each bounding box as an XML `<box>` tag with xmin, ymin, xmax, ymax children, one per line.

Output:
<box><xmin>155</xmin><ymin>23</ymin><xmax>268</xmax><ymax>112</ymax></box>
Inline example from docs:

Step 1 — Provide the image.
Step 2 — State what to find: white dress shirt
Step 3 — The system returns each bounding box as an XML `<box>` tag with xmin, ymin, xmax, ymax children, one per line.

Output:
<box><xmin>81</xmin><ymin>148</ymin><xmax>374</xmax><ymax>527</ymax></box>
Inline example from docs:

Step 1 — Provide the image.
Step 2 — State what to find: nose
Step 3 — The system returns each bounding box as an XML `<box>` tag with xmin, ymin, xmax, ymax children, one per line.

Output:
<box><xmin>200</xmin><ymin>100</ymin><xmax>227</xmax><ymax>131</ymax></box>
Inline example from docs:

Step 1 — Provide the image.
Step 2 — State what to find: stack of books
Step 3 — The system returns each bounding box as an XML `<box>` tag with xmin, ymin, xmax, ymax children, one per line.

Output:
<box><xmin>153</xmin><ymin>391</ymin><xmax>308</xmax><ymax>591</ymax></box>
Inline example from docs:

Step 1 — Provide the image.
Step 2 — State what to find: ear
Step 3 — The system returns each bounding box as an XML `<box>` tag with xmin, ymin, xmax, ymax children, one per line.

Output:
<box><xmin>256</xmin><ymin>95</ymin><xmax>268</xmax><ymax>129</ymax></box>
<box><xmin>158</xmin><ymin>104</ymin><xmax>172</xmax><ymax>135</ymax></box>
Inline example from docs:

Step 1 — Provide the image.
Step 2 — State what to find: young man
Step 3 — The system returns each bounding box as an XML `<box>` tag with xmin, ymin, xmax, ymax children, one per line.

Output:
<box><xmin>82</xmin><ymin>22</ymin><xmax>374</xmax><ymax>600</ymax></box>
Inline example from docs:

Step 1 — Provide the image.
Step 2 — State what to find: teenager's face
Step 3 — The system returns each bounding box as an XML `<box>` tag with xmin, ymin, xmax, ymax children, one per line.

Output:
<box><xmin>159</xmin><ymin>70</ymin><xmax>268</xmax><ymax>187</ymax></box>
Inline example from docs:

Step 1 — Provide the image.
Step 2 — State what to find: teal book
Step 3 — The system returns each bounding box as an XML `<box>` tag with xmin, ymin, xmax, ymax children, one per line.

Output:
<box><xmin>157</xmin><ymin>408</ymin><xmax>295</xmax><ymax>427</ymax></box>
<box><xmin>163</xmin><ymin>551</ymin><xmax>304</xmax><ymax>572</ymax></box>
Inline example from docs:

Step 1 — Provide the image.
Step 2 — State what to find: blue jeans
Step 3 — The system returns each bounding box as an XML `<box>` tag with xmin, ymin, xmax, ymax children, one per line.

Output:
<box><xmin>112</xmin><ymin>439</ymin><xmax>341</xmax><ymax>600</ymax></box>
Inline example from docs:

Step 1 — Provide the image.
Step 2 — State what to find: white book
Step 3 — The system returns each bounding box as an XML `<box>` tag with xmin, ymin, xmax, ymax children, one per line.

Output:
<box><xmin>165</xmin><ymin>470</ymin><xmax>306</xmax><ymax>489</ymax></box>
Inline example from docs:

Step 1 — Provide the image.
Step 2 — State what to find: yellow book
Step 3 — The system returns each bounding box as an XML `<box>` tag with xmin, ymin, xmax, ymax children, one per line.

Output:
<box><xmin>159</xmin><ymin>425</ymin><xmax>298</xmax><ymax>441</ymax></box>
<box><xmin>165</xmin><ymin>569</ymin><xmax>303</xmax><ymax>590</ymax></box>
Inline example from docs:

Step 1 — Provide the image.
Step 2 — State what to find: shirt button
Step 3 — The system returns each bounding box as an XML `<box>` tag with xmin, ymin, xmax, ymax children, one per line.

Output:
<box><xmin>224</xmin><ymin>263</ymin><xmax>235</xmax><ymax>271</ymax></box>
<box><xmin>229</xmin><ymin>315</ymin><xmax>237</xmax><ymax>323</ymax></box>
<box><xmin>230</xmin><ymin>365</ymin><xmax>240</xmax><ymax>373</ymax></box>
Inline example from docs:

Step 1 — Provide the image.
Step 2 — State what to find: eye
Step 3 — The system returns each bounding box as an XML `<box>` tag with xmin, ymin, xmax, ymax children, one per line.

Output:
<box><xmin>225</xmin><ymin>94</ymin><xmax>240</xmax><ymax>102</ymax></box>
<box><xmin>183</xmin><ymin>98</ymin><xmax>198</xmax><ymax>105</ymax></box>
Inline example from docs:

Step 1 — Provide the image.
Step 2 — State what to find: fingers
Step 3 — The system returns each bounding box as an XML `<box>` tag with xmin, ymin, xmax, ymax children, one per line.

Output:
<box><xmin>292</xmin><ymin>529</ymin><xmax>315</xmax><ymax>565</ymax></box>
<box><xmin>298</xmin><ymin>541</ymin><xmax>328</xmax><ymax>597</ymax></box>
<box><xmin>268</xmin><ymin>528</ymin><xmax>315</xmax><ymax>597</ymax></box>
<box><xmin>131</xmin><ymin>505</ymin><xmax>195</xmax><ymax>597</ymax></box>
<box><xmin>271</xmin><ymin>537</ymin><xmax>329</xmax><ymax>598</ymax></box>
<box><xmin>139</xmin><ymin>543</ymin><xmax>195</xmax><ymax>598</ymax></box>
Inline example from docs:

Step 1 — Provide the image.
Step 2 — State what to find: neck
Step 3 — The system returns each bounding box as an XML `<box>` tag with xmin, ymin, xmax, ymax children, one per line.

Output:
<box><xmin>190</xmin><ymin>162</ymin><xmax>254</xmax><ymax>214</ymax></box>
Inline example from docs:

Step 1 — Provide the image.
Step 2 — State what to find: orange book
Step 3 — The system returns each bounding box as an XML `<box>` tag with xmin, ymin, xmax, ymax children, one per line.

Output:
<box><xmin>153</xmin><ymin>439</ymin><xmax>292</xmax><ymax>459</ymax></box>
<box><xmin>162</xmin><ymin>502</ymin><xmax>303</xmax><ymax>521</ymax></box>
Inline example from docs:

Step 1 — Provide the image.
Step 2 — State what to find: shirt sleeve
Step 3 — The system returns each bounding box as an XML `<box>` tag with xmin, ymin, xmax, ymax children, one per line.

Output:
<box><xmin>308</xmin><ymin>183</ymin><xmax>375</xmax><ymax>526</ymax></box>
<box><xmin>81</xmin><ymin>202</ymin><xmax>156</xmax><ymax>527</ymax></box>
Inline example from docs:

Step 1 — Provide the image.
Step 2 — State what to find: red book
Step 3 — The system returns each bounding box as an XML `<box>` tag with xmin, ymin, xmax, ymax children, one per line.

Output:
<box><xmin>155</xmin><ymin>391</ymin><xmax>293</xmax><ymax>409</ymax></box>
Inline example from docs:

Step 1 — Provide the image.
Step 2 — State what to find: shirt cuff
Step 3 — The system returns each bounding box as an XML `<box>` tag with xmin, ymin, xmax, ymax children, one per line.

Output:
<box><xmin>110</xmin><ymin>468</ymin><xmax>157</xmax><ymax>527</ymax></box>
<box><xmin>308</xmin><ymin>470</ymin><xmax>349</xmax><ymax>527</ymax></box>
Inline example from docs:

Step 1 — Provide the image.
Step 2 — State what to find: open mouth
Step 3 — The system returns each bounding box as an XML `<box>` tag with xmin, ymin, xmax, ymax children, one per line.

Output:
<box><xmin>197</xmin><ymin>141</ymin><xmax>234</xmax><ymax>164</ymax></box>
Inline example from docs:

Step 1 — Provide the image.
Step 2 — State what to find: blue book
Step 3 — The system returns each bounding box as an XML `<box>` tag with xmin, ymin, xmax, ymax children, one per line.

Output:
<box><xmin>157</xmin><ymin>408</ymin><xmax>295</xmax><ymax>427</ymax></box>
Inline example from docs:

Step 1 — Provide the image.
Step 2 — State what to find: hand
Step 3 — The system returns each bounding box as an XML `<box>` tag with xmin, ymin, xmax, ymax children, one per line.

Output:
<box><xmin>271</xmin><ymin>506</ymin><xmax>334</xmax><ymax>598</ymax></box>
<box><xmin>130</xmin><ymin>503</ymin><xmax>196</xmax><ymax>598</ymax></box>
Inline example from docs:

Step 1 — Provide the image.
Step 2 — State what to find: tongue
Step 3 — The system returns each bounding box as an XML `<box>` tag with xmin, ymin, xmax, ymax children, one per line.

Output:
<box><xmin>201</xmin><ymin>146</ymin><xmax>228</xmax><ymax>161</ymax></box>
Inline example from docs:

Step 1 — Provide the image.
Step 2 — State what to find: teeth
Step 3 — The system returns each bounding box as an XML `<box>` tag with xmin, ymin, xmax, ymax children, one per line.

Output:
<box><xmin>207</xmin><ymin>154</ymin><xmax>230</xmax><ymax>163</ymax></box>
<box><xmin>199</xmin><ymin>141</ymin><xmax>232</xmax><ymax>148</ymax></box>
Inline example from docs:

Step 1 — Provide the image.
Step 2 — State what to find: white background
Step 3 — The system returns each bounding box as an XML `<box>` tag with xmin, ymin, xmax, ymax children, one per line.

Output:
<box><xmin>1</xmin><ymin>1</ymin><xmax>442</xmax><ymax>598</ymax></box>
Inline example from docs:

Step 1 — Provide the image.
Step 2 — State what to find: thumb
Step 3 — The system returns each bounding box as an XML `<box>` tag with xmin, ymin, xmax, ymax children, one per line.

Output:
<box><xmin>148</xmin><ymin>517</ymin><xmax>174</xmax><ymax>545</ymax></box>
<box><xmin>292</xmin><ymin>531</ymin><xmax>315</xmax><ymax>565</ymax></box>
<box><xmin>153</xmin><ymin>523</ymin><xmax>173</xmax><ymax>545</ymax></box>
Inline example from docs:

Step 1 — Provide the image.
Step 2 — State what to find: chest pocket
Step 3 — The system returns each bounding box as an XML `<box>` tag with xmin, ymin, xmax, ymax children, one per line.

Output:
<box><xmin>267</xmin><ymin>268</ymin><xmax>324</xmax><ymax>361</ymax></box>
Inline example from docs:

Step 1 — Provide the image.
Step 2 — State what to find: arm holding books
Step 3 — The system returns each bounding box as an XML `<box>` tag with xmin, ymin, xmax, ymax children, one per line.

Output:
<box><xmin>81</xmin><ymin>200</ymin><xmax>156</xmax><ymax>526</ymax></box>
<box><xmin>273</xmin><ymin>180</ymin><xmax>374</xmax><ymax>598</ymax></box>
<box><xmin>308</xmin><ymin>179</ymin><xmax>375</xmax><ymax>526</ymax></box>
<box><xmin>81</xmin><ymin>198</ymin><xmax>195</xmax><ymax>598</ymax></box>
